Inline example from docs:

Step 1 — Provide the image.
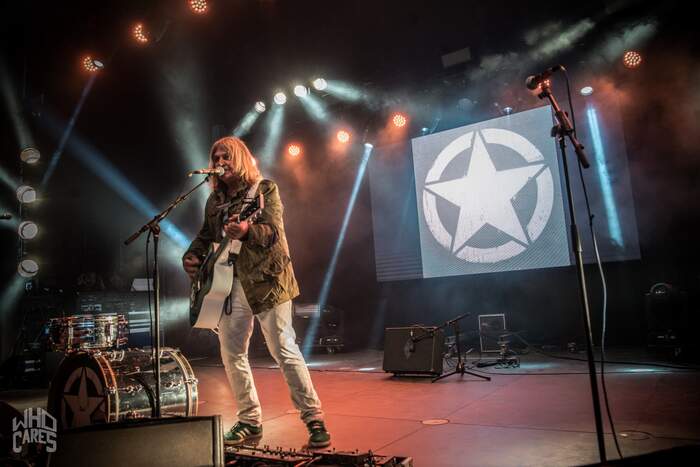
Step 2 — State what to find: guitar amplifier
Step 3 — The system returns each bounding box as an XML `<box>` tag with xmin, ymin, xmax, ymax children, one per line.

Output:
<box><xmin>383</xmin><ymin>326</ymin><xmax>444</xmax><ymax>376</ymax></box>
<box><xmin>478</xmin><ymin>313</ymin><xmax>506</xmax><ymax>352</ymax></box>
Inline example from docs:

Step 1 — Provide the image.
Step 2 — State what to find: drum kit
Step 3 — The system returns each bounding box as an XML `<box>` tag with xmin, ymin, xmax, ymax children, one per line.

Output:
<box><xmin>45</xmin><ymin>314</ymin><xmax>198</xmax><ymax>430</ymax></box>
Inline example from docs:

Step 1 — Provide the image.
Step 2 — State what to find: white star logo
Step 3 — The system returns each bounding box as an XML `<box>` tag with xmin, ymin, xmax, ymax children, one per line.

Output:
<box><xmin>61</xmin><ymin>367</ymin><xmax>106</xmax><ymax>428</ymax></box>
<box><xmin>422</xmin><ymin>128</ymin><xmax>555</xmax><ymax>263</ymax></box>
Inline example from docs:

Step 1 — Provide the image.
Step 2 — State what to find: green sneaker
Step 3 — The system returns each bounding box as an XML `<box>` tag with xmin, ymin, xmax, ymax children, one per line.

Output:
<box><xmin>306</xmin><ymin>420</ymin><xmax>331</xmax><ymax>448</ymax></box>
<box><xmin>224</xmin><ymin>421</ymin><xmax>263</xmax><ymax>445</ymax></box>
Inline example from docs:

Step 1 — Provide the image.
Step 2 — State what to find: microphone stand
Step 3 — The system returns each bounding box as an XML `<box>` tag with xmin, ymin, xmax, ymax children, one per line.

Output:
<box><xmin>123</xmin><ymin>175</ymin><xmax>211</xmax><ymax>418</ymax></box>
<box><xmin>431</xmin><ymin>313</ymin><xmax>490</xmax><ymax>383</ymax></box>
<box><xmin>535</xmin><ymin>80</ymin><xmax>606</xmax><ymax>462</ymax></box>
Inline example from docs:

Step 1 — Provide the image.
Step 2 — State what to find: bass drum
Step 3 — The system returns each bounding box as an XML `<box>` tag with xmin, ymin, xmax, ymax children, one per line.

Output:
<box><xmin>47</xmin><ymin>348</ymin><xmax>198</xmax><ymax>430</ymax></box>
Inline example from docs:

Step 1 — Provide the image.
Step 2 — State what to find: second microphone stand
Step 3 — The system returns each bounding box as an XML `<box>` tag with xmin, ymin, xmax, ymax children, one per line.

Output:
<box><xmin>432</xmin><ymin>313</ymin><xmax>491</xmax><ymax>383</ymax></box>
<box><xmin>123</xmin><ymin>175</ymin><xmax>211</xmax><ymax>417</ymax></box>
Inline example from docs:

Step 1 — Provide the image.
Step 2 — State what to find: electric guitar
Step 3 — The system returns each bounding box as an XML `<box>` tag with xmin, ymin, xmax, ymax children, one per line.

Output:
<box><xmin>189</xmin><ymin>193</ymin><xmax>264</xmax><ymax>328</ymax></box>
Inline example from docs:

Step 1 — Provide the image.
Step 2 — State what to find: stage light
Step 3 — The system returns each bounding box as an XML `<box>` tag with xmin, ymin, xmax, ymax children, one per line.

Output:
<box><xmin>580</xmin><ymin>86</ymin><xmax>594</xmax><ymax>96</ymax></box>
<box><xmin>16</xmin><ymin>185</ymin><xmax>36</xmax><ymax>204</ymax></box>
<box><xmin>133</xmin><ymin>23</ymin><xmax>149</xmax><ymax>44</ymax></box>
<box><xmin>189</xmin><ymin>0</ymin><xmax>208</xmax><ymax>14</ymax></box>
<box><xmin>312</xmin><ymin>78</ymin><xmax>327</xmax><ymax>91</ymax></box>
<box><xmin>273</xmin><ymin>92</ymin><xmax>287</xmax><ymax>105</ymax></box>
<box><xmin>18</xmin><ymin>259</ymin><xmax>39</xmax><ymax>278</ymax></box>
<box><xmin>623</xmin><ymin>50</ymin><xmax>642</xmax><ymax>69</ymax></box>
<box><xmin>337</xmin><ymin>130</ymin><xmax>350</xmax><ymax>144</ymax></box>
<box><xmin>20</xmin><ymin>147</ymin><xmax>41</xmax><ymax>164</ymax></box>
<box><xmin>82</xmin><ymin>56</ymin><xmax>104</xmax><ymax>72</ymax></box>
<box><xmin>287</xmin><ymin>144</ymin><xmax>301</xmax><ymax>157</ymax></box>
<box><xmin>18</xmin><ymin>221</ymin><xmax>38</xmax><ymax>240</ymax></box>
<box><xmin>254</xmin><ymin>101</ymin><xmax>266</xmax><ymax>113</ymax></box>
<box><xmin>294</xmin><ymin>85</ymin><xmax>309</xmax><ymax>97</ymax></box>
<box><xmin>392</xmin><ymin>113</ymin><xmax>407</xmax><ymax>128</ymax></box>
<box><xmin>503</xmin><ymin>106</ymin><xmax>514</xmax><ymax>115</ymax></box>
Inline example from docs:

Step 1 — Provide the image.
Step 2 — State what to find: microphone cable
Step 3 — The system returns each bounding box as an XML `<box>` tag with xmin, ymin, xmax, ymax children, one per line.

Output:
<box><xmin>562</xmin><ymin>68</ymin><xmax>623</xmax><ymax>459</ymax></box>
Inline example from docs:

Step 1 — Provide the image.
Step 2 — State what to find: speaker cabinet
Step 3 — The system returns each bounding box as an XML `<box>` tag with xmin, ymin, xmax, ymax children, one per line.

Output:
<box><xmin>644</xmin><ymin>283</ymin><xmax>689</xmax><ymax>348</ymax></box>
<box><xmin>478</xmin><ymin>314</ymin><xmax>506</xmax><ymax>352</ymax></box>
<box><xmin>47</xmin><ymin>415</ymin><xmax>224</xmax><ymax>467</ymax></box>
<box><xmin>383</xmin><ymin>327</ymin><xmax>444</xmax><ymax>376</ymax></box>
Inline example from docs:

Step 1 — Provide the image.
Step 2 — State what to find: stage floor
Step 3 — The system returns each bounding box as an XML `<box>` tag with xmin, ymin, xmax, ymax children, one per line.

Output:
<box><xmin>3</xmin><ymin>348</ymin><xmax>699</xmax><ymax>466</ymax></box>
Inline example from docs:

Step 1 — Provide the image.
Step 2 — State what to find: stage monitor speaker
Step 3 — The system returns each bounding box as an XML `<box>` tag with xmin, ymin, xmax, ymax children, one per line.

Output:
<box><xmin>478</xmin><ymin>314</ymin><xmax>506</xmax><ymax>352</ymax></box>
<box><xmin>47</xmin><ymin>415</ymin><xmax>224</xmax><ymax>467</ymax></box>
<box><xmin>383</xmin><ymin>326</ymin><xmax>444</xmax><ymax>376</ymax></box>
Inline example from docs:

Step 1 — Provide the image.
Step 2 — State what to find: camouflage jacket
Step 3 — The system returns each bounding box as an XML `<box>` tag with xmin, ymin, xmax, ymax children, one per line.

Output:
<box><xmin>184</xmin><ymin>179</ymin><xmax>300</xmax><ymax>314</ymax></box>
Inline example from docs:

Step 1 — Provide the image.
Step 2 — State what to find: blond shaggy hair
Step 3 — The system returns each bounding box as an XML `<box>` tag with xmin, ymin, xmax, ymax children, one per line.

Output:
<box><xmin>208</xmin><ymin>136</ymin><xmax>261</xmax><ymax>192</ymax></box>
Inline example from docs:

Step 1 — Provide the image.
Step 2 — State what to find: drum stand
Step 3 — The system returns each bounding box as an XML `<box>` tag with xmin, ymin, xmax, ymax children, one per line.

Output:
<box><xmin>124</xmin><ymin>176</ymin><xmax>211</xmax><ymax>417</ymax></box>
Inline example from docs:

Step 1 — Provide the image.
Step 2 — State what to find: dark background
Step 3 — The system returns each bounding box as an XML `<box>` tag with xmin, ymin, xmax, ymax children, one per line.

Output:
<box><xmin>1</xmin><ymin>0</ymin><xmax>698</xmax><ymax>361</ymax></box>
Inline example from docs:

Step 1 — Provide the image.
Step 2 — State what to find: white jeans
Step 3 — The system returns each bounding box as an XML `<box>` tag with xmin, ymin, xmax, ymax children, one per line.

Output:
<box><xmin>217</xmin><ymin>279</ymin><xmax>324</xmax><ymax>427</ymax></box>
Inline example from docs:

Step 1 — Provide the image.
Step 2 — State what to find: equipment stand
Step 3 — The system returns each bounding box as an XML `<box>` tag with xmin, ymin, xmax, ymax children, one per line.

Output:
<box><xmin>432</xmin><ymin>313</ymin><xmax>491</xmax><ymax>383</ymax></box>
<box><xmin>536</xmin><ymin>79</ymin><xmax>607</xmax><ymax>462</ymax></box>
<box><xmin>124</xmin><ymin>176</ymin><xmax>210</xmax><ymax>417</ymax></box>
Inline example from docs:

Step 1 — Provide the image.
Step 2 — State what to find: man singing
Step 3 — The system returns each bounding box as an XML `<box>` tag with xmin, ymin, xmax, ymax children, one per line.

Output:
<box><xmin>182</xmin><ymin>136</ymin><xmax>330</xmax><ymax>448</ymax></box>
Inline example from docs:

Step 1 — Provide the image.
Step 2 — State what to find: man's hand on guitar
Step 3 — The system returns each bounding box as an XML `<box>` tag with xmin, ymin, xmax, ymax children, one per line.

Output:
<box><xmin>183</xmin><ymin>254</ymin><xmax>202</xmax><ymax>280</ymax></box>
<box><xmin>224</xmin><ymin>219</ymin><xmax>249</xmax><ymax>240</ymax></box>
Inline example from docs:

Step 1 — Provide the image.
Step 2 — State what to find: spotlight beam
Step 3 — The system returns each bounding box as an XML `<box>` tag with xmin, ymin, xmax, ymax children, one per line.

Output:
<box><xmin>232</xmin><ymin>104</ymin><xmax>263</xmax><ymax>137</ymax></box>
<box><xmin>298</xmin><ymin>93</ymin><xmax>328</xmax><ymax>122</ymax></box>
<box><xmin>41</xmin><ymin>74</ymin><xmax>98</xmax><ymax>187</ymax></box>
<box><xmin>157</xmin><ymin>53</ymin><xmax>210</xmax><ymax>208</ymax></box>
<box><xmin>1</xmin><ymin>276</ymin><xmax>26</xmax><ymax>349</ymax></box>
<box><xmin>0</xmin><ymin>166</ymin><xmax>19</xmax><ymax>192</ymax></box>
<box><xmin>324</xmin><ymin>80</ymin><xmax>364</xmax><ymax>102</ymax></box>
<box><xmin>302</xmin><ymin>143</ymin><xmax>374</xmax><ymax>357</ymax></box>
<box><xmin>586</xmin><ymin>106</ymin><xmax>623</xmax><ymax>246</ymax></box>
<box><xmin>39</xmin><ymin>110</ymin><xmax>190</xmax><ymax>252</ymax></box>
<box><xmin>0</xmin><ymin>57</ymin><xmax>34</xmax><ymax>151</ymax></box>
<box><xmin>258</xmin><ymin>104</ymin><xmax>284</xmax><ymax>169</ymax></box>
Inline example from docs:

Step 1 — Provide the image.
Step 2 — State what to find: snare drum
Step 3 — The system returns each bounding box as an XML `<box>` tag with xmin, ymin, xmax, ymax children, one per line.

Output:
<box><xmin>47</xmin><ymin>347</ymin><xmax>198</xmax><ymax>430</ymax></box>
<box><xmin>48</xmin><ymin>314</ymin><xmax>128</xmax><ymax>351</ymax></box>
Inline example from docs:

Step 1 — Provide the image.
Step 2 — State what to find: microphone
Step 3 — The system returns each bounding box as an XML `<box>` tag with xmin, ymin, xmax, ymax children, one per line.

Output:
<box><xmin>0</xmin><ymin>213</ymin><xmax>12</xmax><ymax>220</ymax></box>
<box><xmin>525</xmin><ymin>65</ymin><xmax>564</xmax><ymax>90</ymax></box>
<box><xmin>188</xmin><ymin>166</ymin><xmax>225</xmax><ymax>177</ymax></box>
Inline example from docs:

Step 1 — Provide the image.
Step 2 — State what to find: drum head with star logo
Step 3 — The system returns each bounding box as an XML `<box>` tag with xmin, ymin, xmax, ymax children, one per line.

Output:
<box><xmin>47</xmin><ymin>352</ymin><xmax>111</xmax><ymax>430</ymax></box>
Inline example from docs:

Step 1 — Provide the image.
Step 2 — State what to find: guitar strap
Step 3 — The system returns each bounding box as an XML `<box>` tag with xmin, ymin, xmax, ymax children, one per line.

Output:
<box><xmin>227</xmin><ymin>179</ymin><xmax>262</xmax><ymax>256</ymax></box>
<box><xmin>222</xmin><ymin>179</ymin><xmax>262</xmax><ymax>319</ymax></box>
